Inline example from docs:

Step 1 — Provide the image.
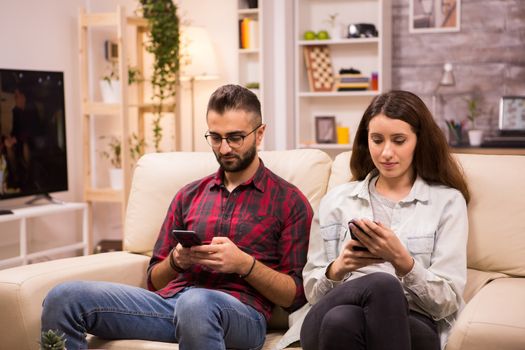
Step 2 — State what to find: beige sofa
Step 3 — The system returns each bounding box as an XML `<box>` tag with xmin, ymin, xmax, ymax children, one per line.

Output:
<box><xmin>0</xmin><ymin>149</ymin><xmax>524</xmax><ymax>350</ymax></box>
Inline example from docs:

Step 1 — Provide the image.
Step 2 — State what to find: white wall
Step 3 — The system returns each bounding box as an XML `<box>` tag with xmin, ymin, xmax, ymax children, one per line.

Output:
<box><xmin>0</xmin><ymin>0</ymin><xmax>86</xmax><ymax>264</ymax></box>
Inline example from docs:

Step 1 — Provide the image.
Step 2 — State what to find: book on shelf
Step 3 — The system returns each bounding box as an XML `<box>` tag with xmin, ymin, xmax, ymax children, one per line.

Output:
<box><xmin>239</xmin><ymin>17</ymin><xmax>259</xmax><ymax>49</ymax></box>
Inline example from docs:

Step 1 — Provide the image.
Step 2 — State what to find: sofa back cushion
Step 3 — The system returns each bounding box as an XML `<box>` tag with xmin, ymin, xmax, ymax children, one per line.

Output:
<box><xmin>330</xmin><ymin>151</ymin><xmax>525</xmax><ymax>277</ymax></box>
<box><xmin>455</xmin><ymin>153</ymin><xmax>525</xmax><ymax>276</ymax></box>
<box><xmin>124</xmin><ymin>149</ymin><xmax>332</xmax><ymax>254</ymax></box>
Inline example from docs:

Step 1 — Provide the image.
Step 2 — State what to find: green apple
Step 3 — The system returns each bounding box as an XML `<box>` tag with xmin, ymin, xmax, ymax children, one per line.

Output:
<box><xmin>303</xmin><ymin>31</ymin><xmax>316</xmax><ymax>40</ymax></box>
<box><xmin>316</xmin><ymin>30</ymin><xmax>330</xmax><ymax>40</ymax></box>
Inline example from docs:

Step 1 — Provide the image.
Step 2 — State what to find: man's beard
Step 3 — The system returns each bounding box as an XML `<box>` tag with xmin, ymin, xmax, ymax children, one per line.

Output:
<box><xmin>214</xmin><ymin>142</ymin><xmax>257</xmax><ymax>173</ymax></box>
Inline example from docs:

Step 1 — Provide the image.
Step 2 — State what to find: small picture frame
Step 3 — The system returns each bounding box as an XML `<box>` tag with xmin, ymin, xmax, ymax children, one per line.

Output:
<box><xmin>409</xmin><ymin>0</ymin><xmax>461</xmax><ymax>33</ymax></box>
<box><xmin>315</xmin><ymin>116</ymin><xmax>337</xmax><ymax>144</ymax></box>
<box><xmin>499</xmin><ymin>96</ymin><xmax>525</xmax><ymax>132</ymax></box>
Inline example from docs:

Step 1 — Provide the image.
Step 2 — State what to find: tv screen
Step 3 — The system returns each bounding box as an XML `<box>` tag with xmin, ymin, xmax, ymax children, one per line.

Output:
<box><xmin>0</xmin><ymin>68</ymin><xmax>68</xmax><ymax>201</ymax></box>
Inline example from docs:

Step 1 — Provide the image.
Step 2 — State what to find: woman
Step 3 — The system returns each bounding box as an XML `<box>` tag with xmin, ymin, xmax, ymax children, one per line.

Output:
<box><xmin>300</xmin><ymin>90</ymin><xmax>470</xmax><ymax>350</ymax></box>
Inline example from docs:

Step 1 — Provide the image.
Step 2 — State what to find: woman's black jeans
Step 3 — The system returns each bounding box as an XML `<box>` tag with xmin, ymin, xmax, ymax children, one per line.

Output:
<box><xmin>300</xmin><ymin>272</ymin><xmax>440</xmax><ymax>350</ymax></box>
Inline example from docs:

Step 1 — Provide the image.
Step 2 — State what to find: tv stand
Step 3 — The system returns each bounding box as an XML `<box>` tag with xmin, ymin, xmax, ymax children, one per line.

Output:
<box><xmin>25</xmin><ymin>193</ymin><xmax>65</xmax><ymax>206</ymax></box>
<box><xmin>0</xmin><ymin>202</ymin><xmax>88</xmax><ymax>268</ymax></box>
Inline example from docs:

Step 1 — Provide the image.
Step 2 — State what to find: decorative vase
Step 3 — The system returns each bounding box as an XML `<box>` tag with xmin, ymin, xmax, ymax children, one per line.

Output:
<box><xmin>468</xmin><ymin>129</ymin><xmax>484</xmax><ymax>147</ymax></box>
<box><xmin>329</xmin><ymin>25</ymin><xmax>342</xmax><ymax>40</ymax></box>
<box><xmin>99</xmin><ymin>79</ymin><xmax>121</xmax><ymax>103</ymax></box>
<box><xmin>109</xmin><ymin>168</ymin><xmax>123</xmax><ymax>190</ymax></box>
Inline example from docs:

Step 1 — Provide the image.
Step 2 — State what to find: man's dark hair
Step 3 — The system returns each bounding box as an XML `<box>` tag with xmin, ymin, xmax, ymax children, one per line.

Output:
<box><xmin>206</xmin><ymin>84</ymin><xmax>262</xmax><ymax>127</ymax></box>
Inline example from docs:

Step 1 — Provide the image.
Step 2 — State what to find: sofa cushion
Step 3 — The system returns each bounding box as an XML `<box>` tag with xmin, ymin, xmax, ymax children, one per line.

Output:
<box><xmin>330</xmin><ymin>152</ymin><xmax>525</xmax><ymax>277</ymax></box>
<box><xmin>88</xmin><ymin>331</ymin><xmax>301</xmax><ymax>349</ymax></box>
<box><xmin>124</xmin><ymin>149</ymin><xmax>332</xmax><ymax>255</ymax></box>
<box><xmin>456</xmin><ymin>154</ymin><xmax>525</xmax><ymax>277</ymax></box>
<box><xmin>446</xmin><ymin>278</ymin><xmax>525</xmax><ymax>350</ymax></box>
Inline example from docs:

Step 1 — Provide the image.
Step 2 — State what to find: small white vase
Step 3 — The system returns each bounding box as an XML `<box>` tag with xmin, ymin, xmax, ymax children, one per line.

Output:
<box><xmin>109</xmin><ymin>168</ymin><xmax>123</xmax><ymax>190</ymax></box>
<box><xmin>329</xmin><ymin>25</ymin><xmax>342</xmax><ymax>40</ymax></box>
<box><xmin>99</xmin><ymin>79</ymin><xmax>121</xmax><ymax>103</ymax></box>
<box><xmin>468</xmin><ymin>129</ymin><xmax>484</xmax><ymax>147</ymax></box>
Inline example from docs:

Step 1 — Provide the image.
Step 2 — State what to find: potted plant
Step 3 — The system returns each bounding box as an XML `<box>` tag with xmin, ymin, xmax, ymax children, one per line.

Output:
<box><xmin>245</xmin><ymin>82</ymin><xmax>260</xmax><ymax>97</ymax></box>
<box><xmin>465</xmin><ymin>96</ymin><xmax>483</xmax><ymax>146</ymax></box>
<box><xmin>40</xmin><ymin>329</ymin><xmax>67</xmax><ymax>350</ymax></box>
<box><xmin>100</xmin><ymin>64</ymin><xmax>143</xmax><ymax>103</ymax></box>
<box><xmin>324</xmin><ymin>13</ymin><xmax>340</xmax><ymax>40</ymax></box>
<box><xmin>100</xmin><ymin>133</ymin><xmax>146</xmax><ymax>189</ymax></box>
<box><xmin>139</xmin><ymin>0</ymin><xmax>180</xmax><ymax>152</ymax></box>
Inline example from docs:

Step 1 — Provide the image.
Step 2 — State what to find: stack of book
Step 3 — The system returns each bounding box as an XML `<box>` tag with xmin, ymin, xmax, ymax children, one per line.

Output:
<box><xmin>239</xmin><ymin>18</ymin><xmax>259</xmax><ymax>49</ymax></box>
<box><xmin>335</xmin><ymin>68</ymin><xmax>369</xmax><ymax>91</ymax></box>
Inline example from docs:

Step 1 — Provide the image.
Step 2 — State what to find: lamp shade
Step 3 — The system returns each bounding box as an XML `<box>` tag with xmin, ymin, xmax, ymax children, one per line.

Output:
<box><xmin>180</xmin><ymin>26</ymin><xmax>219</xmax><ymax>80</ymax></box>
<box><xmin>439</xmin><ymin>62</ymin><xmax>455</xmax><ymax>86</ymax></box>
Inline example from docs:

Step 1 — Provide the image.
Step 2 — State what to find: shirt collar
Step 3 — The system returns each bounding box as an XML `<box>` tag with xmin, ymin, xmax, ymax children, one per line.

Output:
<box><xmin>210</xmin><ymin>158</ymin><xmax>266</xmax><ymax>192</ymax></box>
<box><xmin>349</xmin><ymin>169</ymin><xmax>430</xmax><ymax>204</ymax></box>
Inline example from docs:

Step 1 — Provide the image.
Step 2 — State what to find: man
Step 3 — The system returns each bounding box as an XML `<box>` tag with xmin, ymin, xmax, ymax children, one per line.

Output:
<box><xmin>41</xmin><ymin>84</ymin><xmax>313</xmax><ymax>349</ymax></box>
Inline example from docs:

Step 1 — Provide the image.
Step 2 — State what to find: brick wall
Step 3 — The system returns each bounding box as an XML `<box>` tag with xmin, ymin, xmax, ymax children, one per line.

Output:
<box><xmin>392</xmin><ymin>0</ymin><xmax>525</xmax><ymax>135</ymax></box>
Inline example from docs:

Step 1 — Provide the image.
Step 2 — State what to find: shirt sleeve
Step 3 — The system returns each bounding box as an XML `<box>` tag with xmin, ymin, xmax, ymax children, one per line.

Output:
<box><xmin>146</xmin><ymin>191</ymin><xmax>185</xmax><ymax>291</ymax></box>
<box><xmin>278</xmin><ymin>190</ymin><xmax>313</xmax><ymax>312</ymax></box>
<box><xmin>303</xmin><ymin>190</ymin><xmax>348</xmax><ymax>305</ymax></box>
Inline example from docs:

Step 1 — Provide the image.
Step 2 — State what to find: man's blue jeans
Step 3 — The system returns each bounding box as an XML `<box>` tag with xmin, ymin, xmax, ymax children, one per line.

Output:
<box><xmin>41</xmin><ymin>281</ymin><xmax>266</xmax><ymax>350</ymax></box>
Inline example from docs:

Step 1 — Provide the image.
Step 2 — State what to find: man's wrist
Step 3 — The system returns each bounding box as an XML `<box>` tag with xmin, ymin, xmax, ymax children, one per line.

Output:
<box><xmin>169</xmin><ymin>248</ymin><xmax>186</xmax><ymax>273</ymax></box>
<box><xmin>239</xmin><ymin>256</ymin><xmax>256</xmax><ymax>279</ymax></box>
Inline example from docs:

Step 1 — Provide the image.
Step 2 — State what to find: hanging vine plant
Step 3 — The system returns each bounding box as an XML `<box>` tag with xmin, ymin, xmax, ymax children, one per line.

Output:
<box><xmin>139</xmin><ymin>0</ymin><xmax>180</xmax><ymax>152</ymax></box>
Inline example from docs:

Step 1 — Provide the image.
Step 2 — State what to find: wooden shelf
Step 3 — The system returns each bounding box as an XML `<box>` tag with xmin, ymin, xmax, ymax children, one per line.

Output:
<box><xmin>298</xmin><ymin>91</ymin><xmax>380</xmax><ymax>98</ymax></box>
<box><xmin>299</xmin><ymin>143</ymin><xmax>352</xmax><ymax>150</ymax></box>
<box><xmin>84</xmin><ymin>188</ymin><xmax>124</xmax><ymax>203</ymax></box>
<box><xmin>294</xmin><ymin>0</ymin><xmax>392</xmax><ymax>157</ymax></box>
<box><xmin>79</xmin><ymin>13</ymin><xmax>148</xmax><ymax>28</ymax></box>
<box><xmin>452</xmin><ymin>147</ymin><xmax>525</xmax><ymax>156</ymax></box>
<box><xmin>298</xmin><ymin>37</ymin><xmax>379</xmax><ymax>46</ymax></box>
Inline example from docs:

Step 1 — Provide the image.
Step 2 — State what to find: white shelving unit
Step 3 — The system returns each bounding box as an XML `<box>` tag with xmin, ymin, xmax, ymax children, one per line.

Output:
<box><xmin>237</xmin><ymin>0</ymin><xmax>264</xmax><ymax>108</ymax></box>
<box><xmin>294</xmin><ymin>0</ymin><xmax>391</xmax><ymax>157</ymax></box>
<box><xmin>0</xmin><ymin>203</ymin><xmax>88</xmax><ymax>268</ymax></box>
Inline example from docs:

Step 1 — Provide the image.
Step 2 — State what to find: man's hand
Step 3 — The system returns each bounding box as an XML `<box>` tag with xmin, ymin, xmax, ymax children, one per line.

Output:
<box><xmin>172</xmin><ymin>243</ymin><xmax>193</xmax><ymax>270</ymax></box>
<box><xmin>190</xmin><ymin>236</ymin><xmax>252</xmax><ymax>275</ymax></box>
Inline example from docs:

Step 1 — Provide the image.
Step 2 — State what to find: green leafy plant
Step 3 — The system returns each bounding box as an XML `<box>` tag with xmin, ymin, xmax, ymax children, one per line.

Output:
<box><xmin>40</xmin><ymin>329</ymin><xmax>67</xmax><ymax>350</ymax></box>
<box><xmin>139</xmin><ymin>0</ymin><xmax>181</xmax><ymax>152</ymax></box>
<box><xmin>101</xmin><ymin>63</ymin><xmax>143</xmax><ymax>85</ymax></box>
<box><xmin>100</xmin><ymin>133</ymin><xmax>146</xmax><ymax>169</ymax></box>
<box><xmin>324</xmin><ymin>13</ymin><xmax>339</xmax><ymax>28</ymax></box>
<box><xmin>465</xmin><ymin>96</ymin><xmax>480</xmax><ymax>129</ymax></box>
<box><xmin>245</xmin><ymin>82</ymin><xmax>260</xmax><ymax>89</ymax></box>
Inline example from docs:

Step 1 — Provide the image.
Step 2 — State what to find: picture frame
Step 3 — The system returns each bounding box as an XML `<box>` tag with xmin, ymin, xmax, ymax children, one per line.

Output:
<box><xmin>499</xmin><ymin>96</ymin><xmax>525</xmax><ymax>132</ymax></box>
<box><xmin>315</xmin><ymin>116</ymin><xmax>337</xmax><ymax>144</ymax></box>
<box><xmin>409</xmin><ymin>0</ymin><xmax>461</xmax><ymax>33</ymax></box>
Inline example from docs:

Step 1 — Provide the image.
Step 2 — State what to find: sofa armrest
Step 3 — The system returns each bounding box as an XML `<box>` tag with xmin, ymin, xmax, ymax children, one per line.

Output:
<box><xmin>0</xmin><ymin>252</ymin><xmax>150</xmax><ymax>350</ymax></box>
<box><xmin>447</xmin><ymin>277</ymin><xmax>525</xmax><ymax>350</ymax></box>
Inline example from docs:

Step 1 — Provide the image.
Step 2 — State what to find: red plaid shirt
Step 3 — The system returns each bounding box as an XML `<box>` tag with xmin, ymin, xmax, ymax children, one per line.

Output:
<box><xmin>147</xmin><ymin>160</ymin><xmax>313</xmax><ymax>321</ymax></box>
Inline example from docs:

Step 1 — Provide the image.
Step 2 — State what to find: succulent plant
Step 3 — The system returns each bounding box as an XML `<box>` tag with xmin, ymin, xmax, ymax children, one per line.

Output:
<box><xmin>40</xmin><ymin>329</ymin><xmax>67</xmax><ymax>350</ymax></box>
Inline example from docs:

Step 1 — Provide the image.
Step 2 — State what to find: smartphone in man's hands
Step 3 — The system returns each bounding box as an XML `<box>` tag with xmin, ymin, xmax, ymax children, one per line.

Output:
<box><xmin>172</xmin><ymin>230</ymin><xmax>202</xmax><ymax>248</ymax></box>
<box><xmin>348</xmin><ymin>220</ymin><xmax>369</xmax><ymax>251</ymax></box>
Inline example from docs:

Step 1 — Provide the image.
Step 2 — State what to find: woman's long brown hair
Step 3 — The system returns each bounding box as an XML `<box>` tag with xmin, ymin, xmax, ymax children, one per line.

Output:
<box><xmin>350</xmin><ymin>90</ymin><xmax>470</xmax><ymax>203</ymax></box>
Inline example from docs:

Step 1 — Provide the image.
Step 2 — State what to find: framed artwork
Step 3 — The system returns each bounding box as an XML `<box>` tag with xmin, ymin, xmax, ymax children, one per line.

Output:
<box><xmin>409</xmin><ymin>0</ymin><xmax>461</xmax><ymax>33</ymax></box>
<box><xmin>315</xmin><ymin>116</ymin><xmax>337</xmax><ymax>143</ymax></box>
<box><xmin>499</xmin><ymin>96</ymin><xmax>525</xmax><ymax>132</ymax></box>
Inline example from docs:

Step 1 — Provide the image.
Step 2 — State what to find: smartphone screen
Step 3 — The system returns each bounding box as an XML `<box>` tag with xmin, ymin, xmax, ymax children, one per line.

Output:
<box><xmin>348</xmin><ymin>220</ymin><xmax>369</xmax><ymax>251</ymax></box>
<box><xmin>172</xmin><ymin>230</ymin><xmax>202</xmax><ymax>248</ymax></box>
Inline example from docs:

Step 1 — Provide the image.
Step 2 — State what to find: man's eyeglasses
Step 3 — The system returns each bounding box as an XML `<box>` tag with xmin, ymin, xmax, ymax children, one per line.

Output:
<box><xmin>205</xmin><ymin>124</ymin><xmax>262</xmax><ymax>148</ymax></box>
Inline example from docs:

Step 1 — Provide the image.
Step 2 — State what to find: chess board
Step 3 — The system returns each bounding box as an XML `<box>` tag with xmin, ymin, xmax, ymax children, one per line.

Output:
<box><xmin>303</xmin><ymin>45</ymin><xmax>335</xmax><ymax>92</ymax></box>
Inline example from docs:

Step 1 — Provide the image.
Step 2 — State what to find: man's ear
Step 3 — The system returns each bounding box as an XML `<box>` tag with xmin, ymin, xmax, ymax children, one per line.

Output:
<box><xmin>256</xmin><ymin>124</ymin><xmax>266</xmax><ymax>145</ymax></box>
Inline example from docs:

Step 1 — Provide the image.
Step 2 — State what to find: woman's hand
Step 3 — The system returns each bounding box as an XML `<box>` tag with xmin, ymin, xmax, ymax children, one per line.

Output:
<box><xmin>327</xmin><ymin>239</ymin><xmax>384</xmax><ymax>281</ymax></box>
<box><xmin>351</xmin><ymin>219</ymin><xmax>414</xmax><ymax>276</ymax></box>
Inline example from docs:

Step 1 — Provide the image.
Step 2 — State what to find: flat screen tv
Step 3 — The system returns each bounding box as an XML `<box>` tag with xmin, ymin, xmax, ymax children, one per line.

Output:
<box><xmin>0</xmin><ymin>68</ymin><xmax>68</xmax><ymax>202</ymax></box>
